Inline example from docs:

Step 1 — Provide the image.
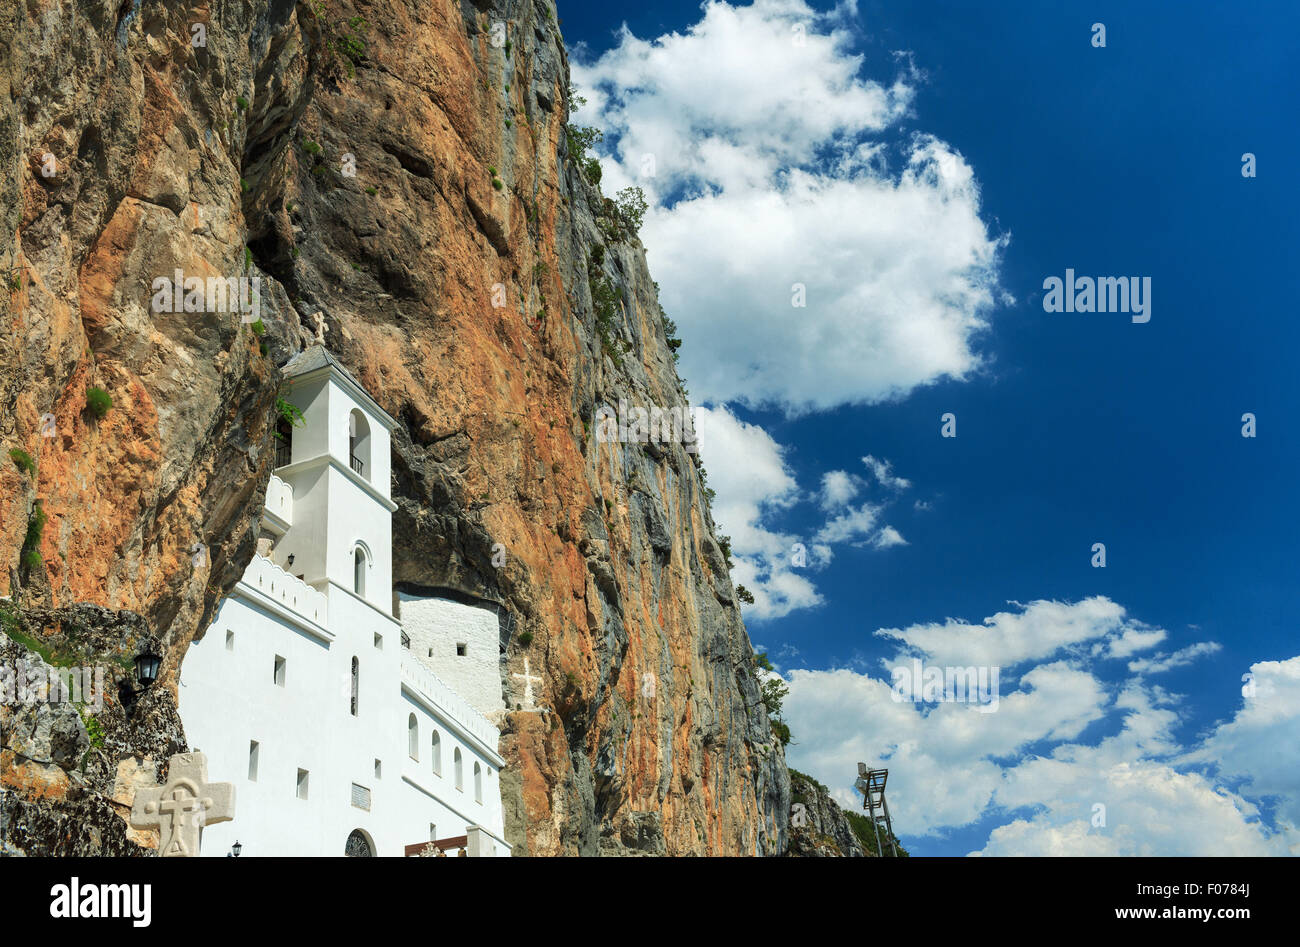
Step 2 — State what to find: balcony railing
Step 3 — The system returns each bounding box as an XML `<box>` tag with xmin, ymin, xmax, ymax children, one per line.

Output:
<box><xmin>349</xmin><ymin>453</ymin><xmax>364</xmax><ymax>475</ymax></box>
<box><xmin>275</xmin><ymin>441</ymin><xmax>292</xmax><ymax>468</ymax></box>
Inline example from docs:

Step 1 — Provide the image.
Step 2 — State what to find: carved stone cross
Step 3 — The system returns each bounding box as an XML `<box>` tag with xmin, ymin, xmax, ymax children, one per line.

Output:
<box><xmin>512</xmin><ymin>656</ymin><xmax>542</xmax><ymax>710</ymax></box>
<box><xmin>311</xmin><ymin>311</ymin><xmax>328</xmax><ymax>345</ymax></box>
<box><xmin>130</xmin><ymin>752</ymin><xmax>235</xmax><ymax>857</ymax></box>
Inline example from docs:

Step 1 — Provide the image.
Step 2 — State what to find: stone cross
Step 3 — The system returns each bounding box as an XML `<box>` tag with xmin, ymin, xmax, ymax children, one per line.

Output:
<box><xmin>130</xmin><ymin>752</ymin><xmax>235</xmax><ymax>857</ymax></box>
<box><xmin>311</xmin><ymin>311</ymin><xmax>328</xmax><ymax>345</ymax></box>
<box><xmin>512</xmin><ymin>656</ymin><xmax>542</xmax><ymax>710</ymax></box>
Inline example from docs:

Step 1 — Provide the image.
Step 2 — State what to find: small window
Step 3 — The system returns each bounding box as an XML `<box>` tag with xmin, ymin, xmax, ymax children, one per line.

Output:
<box><xmin>373</xmin><ymin>633</ymin><xmax>383</xmax><ymax>650</ymax></box>
<box><xmin>408</xmin><ymin>714</ymin><xmax>418</xmax><ymax>760</ymax></box>
<box><xmin>225</xmin><ymin>630</ymin><xmax>235</xmax><ymax>651</ymax></box>
<box><xmin>274</xmin><ymin>655</ymin><xmax>286</xmax><ymax>687</ymax></box>
<box><xmin>351</xmin><ymin>783</ymin><xmax>371</xmax><ymax>811</ymax></box>
<box><xmin>350</xmin><ymin>657</ymin><xmax>359</xmax><ymax>716</ymax></box>
<box><xmin>248</xmin><ymin>741</ymin><xmax>259</xmax><ymax>781</ymax></box>
<box><xmin>374</xmin><ymin>759</ymin><xmax>382</xmax><ymax>779</ymax></box>
<box><xmin>431</xmin><ymin>730</ymin><xmax>441</xmax><ymax>777</ymax></box>
<box><xmin>353</xmin><ymin>547</ymin><xmax>366</xmax><ymax>597</ymax></box>
<box><xmin>297</xmin><ymin>768</ymin><xmax>309</xmax><ymax>800</ymax></box>
<box><xmin>456</xmin><ymin>642</ymin><xmax>467</xmax><ymax>657</ymax></box>
<box><xmin>429</xmin><ymin>823</ymin><xmax>437</xmax><ymax>842</ymax></box>
<box><xmin>474</xmin><ymin>761</ymin><xmax>482</xmax><ymax>804</ymax></box>
<box><xmin>454</xmin><ymin>748</ymin><xmax>463</xmax><ymax>791</ymax></box>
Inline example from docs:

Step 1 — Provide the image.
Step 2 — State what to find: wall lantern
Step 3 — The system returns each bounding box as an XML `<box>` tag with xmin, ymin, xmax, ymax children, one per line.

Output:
<box><xmin>134</xmin><ymin>640</ymin><xmax>163</xmax><ymax>689</ymax></box>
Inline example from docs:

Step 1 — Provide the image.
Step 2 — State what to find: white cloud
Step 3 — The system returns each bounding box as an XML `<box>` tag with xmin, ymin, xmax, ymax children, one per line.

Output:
<box><xmin>781</xmin><ymin>598</ymin><xmax>1300</xmax><ymax>855</ymax></box>
<box><xmin>573</xmin><ymin>0</ymin><xmax>1008</xmax><ymax>413</ymax></box>
<box><xmin>862</xmin><ymin>454</ymin><xmax>911</xmax><ymax>491</ymax></box>
<box><xmin>875</xmin><ymin>596</ymin><xmax>1152</xmax><ymax>669</ymax></box>
<box><xmin>871</xmin><ymin>525</ymin><xmax>907</xmax><ymax>549</ymax></box>
<box><xmin>695</xmin><ymin>406</ymin><xmax>916</xmax><ymax>619</ymax></box>
<box><xmin>693</xmin><ymin>405</ymin><xmax>821</xmax><ymax>620</ymax></box>
<box><xmin>1127</xmin><ymin>641</ymin><xmax>1223</xmax><ymax>675</ymax></box>
<box><xmin>1185</xmin><ymin>656</ymin><xmax>1300</xmax><ymax>827</ymax></box>
<box><xmin>818</xmin><ymin>470</ymin><xmax>861</xmax><ymax>509</ymax></box>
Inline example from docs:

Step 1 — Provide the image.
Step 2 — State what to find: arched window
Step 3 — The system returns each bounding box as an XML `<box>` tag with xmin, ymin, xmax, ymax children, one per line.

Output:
<box><xmin>353</xmin><ymin>546</ymin><xmax>367</xmax><ymax>597</ymax></box>
<box><xmin>345</xmin><ymin>829</ymin><xmax>374</xmax><ymax>857</ymax></box>
<box><xmin>473</xmin><ymin>761</ymin><xmax>482</xmax><ymax>803</ymax></box>
<box><xmin>348</xmin><ymin>409</ymin><xmax>371</xmax><ymax>480</ymax></box>
<box><xmin>408</xmin><ymin>714</ymin><xmax>418</xmax><ymax>760</ymax></box>
<box><xmin>454</xmin><ymin>748</ymin><xmax>463</xmax><ymax>791</ymax></box>
<box><xmin>431</xmin><ymin>730</ymin><xmax>442</xmax><ymax>776</ymax></box>
<box><xmin>350</xmin><ymin>657</ymin><xmax>359</xmax><ymax>716</ymax></box>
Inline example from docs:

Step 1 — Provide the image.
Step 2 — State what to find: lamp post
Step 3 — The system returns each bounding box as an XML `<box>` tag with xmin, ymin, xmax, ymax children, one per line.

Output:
<box><xmin>227</xmin><ymin>841</ymin><xmax>242</xmax><ymax>858</ymax></box>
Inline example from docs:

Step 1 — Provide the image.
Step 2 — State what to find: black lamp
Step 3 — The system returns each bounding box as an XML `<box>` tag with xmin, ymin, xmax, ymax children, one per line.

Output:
<box><xmin>228</xmin><ymin>840</ymin><xmax>242</xmax><ymax>858</ymax></box>
<box><xmin>134</xmin><ymin>639</ymin><xmax>163</xmax><ymax>690</ymax></box>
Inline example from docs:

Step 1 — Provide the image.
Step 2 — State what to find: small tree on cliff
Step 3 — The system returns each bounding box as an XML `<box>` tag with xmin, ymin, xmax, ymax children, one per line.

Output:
<box><xmin>754</xmin><ymin>652</ymin><xmax>792</xmax><ymax>746</ymax></box>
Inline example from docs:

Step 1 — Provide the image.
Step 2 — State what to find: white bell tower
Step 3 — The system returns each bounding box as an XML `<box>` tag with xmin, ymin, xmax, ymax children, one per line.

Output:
<box><xmin>269</xmin><ymin>345</ymin><xmax>397</xmax><ymax>614</ymax></box>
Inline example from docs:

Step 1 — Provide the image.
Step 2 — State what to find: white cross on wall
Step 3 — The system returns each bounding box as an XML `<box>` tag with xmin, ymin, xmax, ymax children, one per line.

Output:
<box><xmin>512</xmin><ymin>657</ymin><xmax>542</xmax><ymax>710</ymax></box>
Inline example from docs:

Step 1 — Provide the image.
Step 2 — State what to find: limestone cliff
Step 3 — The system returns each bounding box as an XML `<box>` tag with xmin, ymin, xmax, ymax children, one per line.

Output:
<box><xmin>1</xmin><ymin>0</ymin><xmax>789</xmax><ymax>855</ymax></box>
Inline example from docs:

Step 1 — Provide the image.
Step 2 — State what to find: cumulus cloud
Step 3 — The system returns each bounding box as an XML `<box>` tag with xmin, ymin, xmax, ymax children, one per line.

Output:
<box><xmin>572</xmin><ymin>0</ymin><xmax>1008</xmax><ymax>413</ymax></box>
<box><xmin>693</xmin><ymin>405</ymin><xmax>821</xmax><ymax>620</ymax></box>
<box><xmin>780</xmin><ymin>598</ymin><xmax>1298</xmax><ymax>855</ymax></box>
<box><xmin>818</xmin><ymin>470</ymin><xmax>861</xmax><ymax>510</ymax></box>
<box><xmin>875</xmin><ymin>596</ymin><xmax>1146</xmax><ymax>669</ymax></box>
<box><xmin>695</xmin><ymin>406</ymin><xmax>917</xmax><ymax>619</ymax></box>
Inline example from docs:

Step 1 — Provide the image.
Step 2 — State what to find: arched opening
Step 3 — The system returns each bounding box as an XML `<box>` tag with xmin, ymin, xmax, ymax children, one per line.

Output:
<box><xmin>408</xmin><ymin>713</ymin><xmax>418</xmax><ymax>760</ymax></box>
<box><xmin>274</xmin><ymin>416</ymin><xmax>293</xmax><ymax>468</ymax></box>
<box><xmin>345</xmin><ymin>829</ymin><xmax>374</xmax><ymax>857</ymax></box>
<box><xmin>350</xmin><ymin>656</ymin><xmax>359</xmax><ymax>716</ymax></box>
<box><xmin>454</xmin><ymin>747</ymin><xmax>463</xmax><ymax>791</ymax></box>
<box><xmin>348</xmin><ymin>409</ymin><xmax>371</xmax><ymax>480</ymax></box>
<box><xmin>473</xmin><ymin>761</ymin><xmax>482</xmax><ymax>803</ymax></box>
<box><xmin>353</xmin><ymin>546</ymin><xmax>367</xmax><ymax>597</ymax></box>
<box><xmin>431</xmin><ymin>730</ymin><xmax>442</xmax><ymax>776</ymax></box>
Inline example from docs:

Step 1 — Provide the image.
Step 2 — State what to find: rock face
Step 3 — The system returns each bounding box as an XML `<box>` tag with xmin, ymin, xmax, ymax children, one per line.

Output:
<box><xmin>787</xmin><ymin>770</ymin><xmax>867</xmax><ymax>858</ymax></box>
<box><xmin>1</xmin><ymin>0</ymin><xmax>789</xmax><ymax>855</ymax></box>
<box><xmin>785</xmin><ymin>770</ymin><xmax>907</xmax><ymax>858</ymax></box>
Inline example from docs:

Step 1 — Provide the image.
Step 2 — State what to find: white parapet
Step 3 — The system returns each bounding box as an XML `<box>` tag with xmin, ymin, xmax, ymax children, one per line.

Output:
<box><xmin>400</xmin><ymin>652</ymin><xmax>500</xmax><ymax>757</ymax></box>
<box><xmin>263</xmin><ymin>473</ymin><xmax>293</xmax><ymax>528</ymax></box>
<box><xmin>241</xmin><ymin>553</ymin><xmax>327</xmax><ymax>627</ymax></box>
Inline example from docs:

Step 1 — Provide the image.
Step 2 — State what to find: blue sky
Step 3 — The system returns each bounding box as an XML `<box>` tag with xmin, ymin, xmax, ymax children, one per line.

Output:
<box><xmin>562</xmin><ymin>1</ymin><xmax>1299</xmax><ymax>855</ymax></box>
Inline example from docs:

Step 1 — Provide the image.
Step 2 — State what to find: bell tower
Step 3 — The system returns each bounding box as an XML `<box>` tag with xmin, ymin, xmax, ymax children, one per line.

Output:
<box><xmin>268</xmin><ymin>345</ymin><xmax>397</xmax><ymax>615</ymax></box>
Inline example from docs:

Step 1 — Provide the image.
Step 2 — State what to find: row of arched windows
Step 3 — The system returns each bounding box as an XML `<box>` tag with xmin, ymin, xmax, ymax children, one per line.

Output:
<box><xmin>407</xmin><ymin>714</ymin><xmax>483</xmax><ymax>803</ymax></box>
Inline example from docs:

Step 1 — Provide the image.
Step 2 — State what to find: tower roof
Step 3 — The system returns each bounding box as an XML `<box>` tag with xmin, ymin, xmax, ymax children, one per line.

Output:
<box><xmin>282</xmin><ymin>344</ymin><xmax>397</xmax><ymax>431</ymax></box>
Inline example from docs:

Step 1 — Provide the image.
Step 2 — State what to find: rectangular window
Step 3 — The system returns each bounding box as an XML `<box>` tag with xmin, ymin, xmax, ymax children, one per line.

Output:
<box><xmin>374</xmin><ymin>759</ymin><xmax>382</xmax><ymax>779</ymax></box>
<box><xmin>296</xmin><ymin>768</ymin><xmax>309</xmax><ymax>800</ymax></box>
<box><xmin>248</xmin><ymin>741</ymin><xmax>259</xmax><ymax>781</ymax></box>
<box><xmin>429</xmin><ymin>823</ymin><xmax>437</xmax><ymax>842</ymax></box>
<box><xmin>456</xmin><ymin>643</ymin><xmax>467</xmax><ymax>657</ymax></box>
<box><xmin>274</xmin><ymin>655</ymin><xmax>286</xmax><ymax>687</ymax></box>
<box><xmin>225</xmin><ymin>630</ymin><xmax>235</xmax><ymax>651</ymax></box>
<box><xmin>373</xmin><ymin>633</ymin><xmax>383</xmax><ymax>650</ymax></box>
<box><xmin>351</xmin><ymin>783</ymin><xmax>371</xmax><ymax>811</ymax></box>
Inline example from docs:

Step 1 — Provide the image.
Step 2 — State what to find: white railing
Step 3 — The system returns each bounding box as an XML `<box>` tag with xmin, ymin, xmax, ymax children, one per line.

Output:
<box><xmin>400</xmin><ymin>652</ymin><xmax>499</xmax><ymax>753</ymax></box>
<box><xmin>241</xmin><ymin>554</ymin><xmax>326</xmax><ymax>626</ymax></box>
<box><xmin>264</xmin><ymin>473</ymin><xmax>293</xmax><ymax>524</ymax></box>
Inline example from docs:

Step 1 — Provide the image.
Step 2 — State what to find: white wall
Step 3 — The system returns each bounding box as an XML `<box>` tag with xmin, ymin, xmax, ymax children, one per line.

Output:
<box><xmin>398</xmin><ymin>593</ymin><xmax>504</xmax><ymax>719</ymax></box>
<box><xmin>180</xmin><ymin>589</ymin><xmax>509</xmax><ymax>857</ymax></box>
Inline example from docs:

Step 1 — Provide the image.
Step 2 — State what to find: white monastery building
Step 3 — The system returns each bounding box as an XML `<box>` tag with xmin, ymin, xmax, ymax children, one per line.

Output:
<box><xmin>181</xmin><ymin>345</ymin><xmax>512</xmax><ymax>857</ymax></box>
